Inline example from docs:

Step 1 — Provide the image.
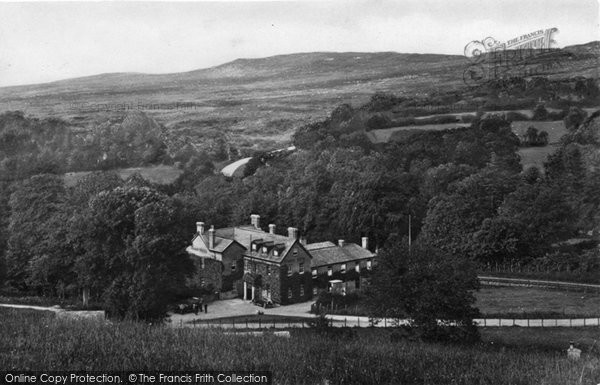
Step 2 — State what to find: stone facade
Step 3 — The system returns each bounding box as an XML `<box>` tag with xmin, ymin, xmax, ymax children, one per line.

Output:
<box><xmin>187</xmin><ymin>214</ymin><xmax>376</xmax><ymax>305</ymax></box>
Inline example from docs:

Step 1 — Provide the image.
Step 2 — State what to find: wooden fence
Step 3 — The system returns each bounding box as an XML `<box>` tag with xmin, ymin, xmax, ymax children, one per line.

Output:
<box><xmin>478</xmin><ymin>276</ymin><xmax>600</xmax><ymax>293</ymax></box>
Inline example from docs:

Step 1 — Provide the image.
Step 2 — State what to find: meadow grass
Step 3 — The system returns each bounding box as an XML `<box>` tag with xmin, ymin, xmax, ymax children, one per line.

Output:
<box><xmin>1</xmin><ymin>308</ymin><xmax>599</xmax><ymax>384</ymax></box>
<box><xmin>476</xmin><ymin>286</ymin><xmax>600</xmax><ymax>318</ymax></box>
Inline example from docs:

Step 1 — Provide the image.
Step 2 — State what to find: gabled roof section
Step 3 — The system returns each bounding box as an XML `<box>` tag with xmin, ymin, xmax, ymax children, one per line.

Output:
<box><xmin>191</xmin><ymin>233</ymin><xmax>243</xmax><ymax>254</ymax></box>
<box><xmin>214</xmin><ymin>226</ymin><xmax>303</xmax><ymax>263</ymax></box>
<box><xmin>308</xmin><ymin>242</ymin><xmax>375</xmax><ymax>268</ymax></box>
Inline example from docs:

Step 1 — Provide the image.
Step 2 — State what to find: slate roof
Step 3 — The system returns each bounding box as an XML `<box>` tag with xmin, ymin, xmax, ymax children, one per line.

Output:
<box><xmin>191</xmin><ymin>233</ymin><xmax>236</xmax><ymax>253</ymax></box>
<box><xmin>307</xmin><ymin>242</ymin><xmax>375</xmax><ymax>268</ymax></box>
<box><xmin>214</xmin><ymin>226</ymin><xmax>299</xmax><ymax>263</ymax></box>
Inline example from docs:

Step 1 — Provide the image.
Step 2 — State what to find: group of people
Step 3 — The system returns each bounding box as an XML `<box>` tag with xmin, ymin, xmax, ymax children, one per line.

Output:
<box><xmin>193</xmin><ymin>299</ymin><xmax>208</xmax><ymax>315</ymax></box>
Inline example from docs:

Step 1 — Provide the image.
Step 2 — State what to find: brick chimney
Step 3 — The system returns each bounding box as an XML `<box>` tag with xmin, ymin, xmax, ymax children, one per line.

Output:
<box><xmin>361</xmin><ymin>237</ymin><xmax>368</xmax><ymax>250</ymax></box>
<box><xmin>250</xmin><ymin>214</ymin><xmax>260</xmax><ymax>230</ymax></box>
<box><xmin>287</xmin><ymin>227</ymin><xmax>298</xmax><ymax>240</ymax></box>
<box><xmin>268</xmin><ymin>224</ymin><xmax>276</xmax><ymax>234</ymax></box>
<box><xmin>208</xmin><ymin>225</ymin><xmax>215</xmax><ymax>249</ymax></box>
<box><xmin>196</xmin><ymin>222</ymin><xmax>205</xmax><ymax>235</ymax></box>
<box><xmin>338</xmin><ymin>239</ymin><xmax>345</xmax><ymax>247</ymax></box>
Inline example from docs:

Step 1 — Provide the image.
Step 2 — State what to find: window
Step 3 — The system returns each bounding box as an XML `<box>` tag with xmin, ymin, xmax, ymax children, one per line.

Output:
<box><xmin>299</xmin><ymin>262</ymin><xmax>304</xmax><ymax>274</ymax></box>
<box><xmin>355</xmin><ymin>264</ymin><xmax>360</xmax><ymax>273</ymax></box>
<box><xmin>287</xmin><ymin>265</ymin><xmax>292</xmax><ymax>277</ymax></box>
<box><xmin>367</xmin><ymin>260</ymin><xmax>372</xmax><ymax>270</ymax></box>
<box><xmin>266</xmin><ymin>265</ymin><xmax>270</xmax><ymax>276</ymax></box>
<box><xmin>252</xmin><ymin>244</ymin><xmax>257</xmax><ymax>251</ymax></box>
<box><xmin>292</xmin><ymin>248</ymin><xmax>298</xmax><ymax>256</ymax></box>
<box><xmin>288</xmin><ymin>288</ymin><xmax>292</xmax><ymax>299</ymax></box>
<box><xmin>201</xmin><ymin>258</ymin><xmax>205</xmax><ymax>269</ymax></box>
<box><xmin>244</xmin><ymin>260</ymin><xmax>249</xmax><ymax>273</ymax></box>
<box><xmin>313</xmin><ymin>287</ymin><xmax>318</xmax><ymax>295</ymax></box>
<box><xmin>341</xmin><ymin>264</ymin><xmax>346</xmax><ymax>273</ymax></box>
<box><xmin>262</xmin><ymin>246</ymin><xmax>268</xmax><ymax>253</ymax></box>
<box><xmin>300</xmin><ymin>285</ymin><xmax>304</xmax><ymax>297</ymax></box>
<box><xmin>231</xmin><ymin>262</ymin><xmax>236</xmax><ymax>271</ymax></box>
<box><xmin>327</xmin><ymin>266</ymin><xmax>332</xmax><ymax>276</ymax></box>
<box><xmin>200</xmin><ymin>278</ymin><xmax>205</xmax><ymax>287</ymax></box>
<box><xmin>312</xmin><ymin>268</ymin><xmax>317</xmax><ymax>277</ymax></box>
<box><xmin>253</xmin><ymin>262</ymin><xmax>257</xmax><ymax>274</ymax></box>
<box><xmin>274</xmin><ymin>250</ymin><xmax>279</xmax><ymax>257</ymax></box>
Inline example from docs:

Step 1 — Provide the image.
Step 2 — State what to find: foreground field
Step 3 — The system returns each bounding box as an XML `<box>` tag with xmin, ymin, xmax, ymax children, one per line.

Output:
<box><xmin>1</xmin><ymin>308</ymin><xmax>599</xmax><ymax>384</ymax></box>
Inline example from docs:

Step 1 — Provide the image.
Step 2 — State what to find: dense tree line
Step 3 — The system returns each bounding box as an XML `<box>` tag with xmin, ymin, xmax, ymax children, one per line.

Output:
<box><xmin>0</xmin><ymin>87</ymin><xmax>598</xmax><ymax>323</ymax></box>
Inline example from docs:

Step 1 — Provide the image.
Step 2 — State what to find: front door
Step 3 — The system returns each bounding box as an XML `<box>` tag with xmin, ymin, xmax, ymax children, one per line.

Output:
<box><xmin>246</xmin><ymin>286</ymin><xmax>253</xmax><ymax>300</ymax></box>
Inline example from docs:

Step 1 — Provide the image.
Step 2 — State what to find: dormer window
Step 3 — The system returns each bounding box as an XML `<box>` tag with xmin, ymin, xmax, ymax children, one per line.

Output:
<box><xmin>367</xmin><ymin>260</ymin><xmax>372</xmax><ymax>270</ymax></box>
<box><xmin>274</xmin><ymin>250</ymin><xmax>279</xmax><ymax>257</ymax></box>
<box><xmin>262</xmin><ymin>246</ymin><xmax>268</xmax><ymax>253</ymax></box>
<box><xmin>252</xmin><ymin>244</ymin><xmax>257</xmax><ymax>251</ymax></box>
<box><xmin>341</xmin><ymin>264</ymin><xmax>346</xmax><ymax>273</ymax></box>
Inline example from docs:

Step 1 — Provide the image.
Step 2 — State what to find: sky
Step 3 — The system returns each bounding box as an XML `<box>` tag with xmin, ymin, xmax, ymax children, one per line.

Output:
<box><xmin>0</xmin><ymin>0</ymin><xmax>598</xmax><ymax>87</ymax></box>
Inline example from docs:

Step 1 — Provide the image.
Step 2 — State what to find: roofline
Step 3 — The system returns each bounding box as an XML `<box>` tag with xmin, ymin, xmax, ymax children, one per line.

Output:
<box><xmin>310</xmin><ymin>255</ymin><xmax>375</xmax><ymax>268</ymax></box>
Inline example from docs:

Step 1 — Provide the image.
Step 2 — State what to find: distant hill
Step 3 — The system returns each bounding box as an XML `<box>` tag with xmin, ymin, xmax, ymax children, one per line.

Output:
<box><xmin>0</xmin><ymin>43</ymin><xmax>597</xmax><ymax>152</ymax></box>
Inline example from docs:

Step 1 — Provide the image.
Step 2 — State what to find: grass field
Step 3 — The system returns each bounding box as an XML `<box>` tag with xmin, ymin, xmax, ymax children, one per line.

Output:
<box><xmin>518</xmin><ymin>145</ymin><xmax>558</xmax><ymax>170</ymax></box>
<box><xmin>512</xmin><ymin>120</ymin><xmax>565</xmax><ymax>170</ymax></box>
<box><xmin>511</xmin><ymin>120</ymin><xmax>567</xmax><ymax>144</ymax></box>
<box><xmin>476</xmin><ymin>286</ymin><xmax>600</xmax><ymax>318</ymax></box>
<box><xmin>1</xmin><ymin>308</ymin><xmax>599</xmax><ymax>384</ymax></box>
<box><xmin>366</xmin><ymin>123</ymin><xmax>470</xmax><ymax>143</ymax></box>
<box><xmin>63</xmin><ymin>164</ymin><xmax>183</xmax><ymax>187</ymax></box>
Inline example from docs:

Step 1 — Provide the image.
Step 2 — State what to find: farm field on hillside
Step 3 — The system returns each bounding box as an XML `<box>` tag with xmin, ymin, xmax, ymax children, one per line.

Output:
<box><xmin>511</xmin><ymin>120</ymin><xmax>567</xmax><ymax>144</ymax></box>
<box><xmin>518</xmin><ymin>145</ymin><xmax>558</xmax><ymax>170</ymax></box>
<box><xmin>63</xmin><ymin>164</ymin><xmax>183</xmax><ymax>187</ymax></box>
<box><xmin>1</xmin><ymin>308</ymin><xmax>599</xmax><ymax>384</ymax></box>
<box><xmin>366</xmin><ymin>123</ymin><xmax>470</xmax><ymax>143</ymax></box>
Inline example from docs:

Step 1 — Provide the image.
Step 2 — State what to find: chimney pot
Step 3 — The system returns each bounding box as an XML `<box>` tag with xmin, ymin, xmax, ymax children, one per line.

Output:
<box><xmin>196</xmin><ymin>222</ymin><xmax>205</xmax><ymax>234</ymax></box>
<box><xmin>338</xmin><ymin>239</ymin><xmax>345</xmax><ymax>247</ymax></box>
<box><xmin>250</xmin><ymin>214</ymin><xmax>260</xmax><ymax>230</ymax></box>
<box><xmin>268</xmin><ymin>224</ymin><xmax>276</xmax><ymax>234</ymax></box>
<box><xmin>208</xmin><ymin>225</ymin><xmax>215</xmax><ymax>249</ymax></box>
<box><xmin>361</xmin><ymin>237</ymin><xmax>368</xmax><ymax>250</ymax></box>
<box><xmin>287</xmin><ymin>227</ymin><xmax>298</xmax><ymax>239</ymax></box>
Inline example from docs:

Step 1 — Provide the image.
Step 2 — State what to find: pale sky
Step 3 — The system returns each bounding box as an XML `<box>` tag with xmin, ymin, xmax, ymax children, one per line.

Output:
<box><xmin>0</xmin><ymin>0</ymin><xmax>598</xmax><ymax>87</ymax></box>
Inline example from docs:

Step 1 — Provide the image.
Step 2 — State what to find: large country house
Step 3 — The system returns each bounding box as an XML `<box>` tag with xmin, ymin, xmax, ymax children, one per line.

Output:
<box><xmin>186</xmin><ymin>214</ymin><xmax>376</xmax><ymax>305</ymax></box>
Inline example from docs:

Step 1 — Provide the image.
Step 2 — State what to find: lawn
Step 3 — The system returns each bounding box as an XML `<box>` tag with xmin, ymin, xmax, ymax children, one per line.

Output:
<box><xmin>1</xmin><ymin>308</ymin><xmax>599</xmax><ymax>384</ymax></box>
<box><xmin>476</xmin><ymin>286</ymin><xmax>600</xmax><ymax>318</ymax></box>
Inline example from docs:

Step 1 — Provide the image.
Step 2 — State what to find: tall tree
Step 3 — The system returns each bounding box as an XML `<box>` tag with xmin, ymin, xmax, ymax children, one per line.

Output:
<box><xmin>368</xmin><ymin>236</ymin><xmax>480</xmax><ymax>341</ymax></box>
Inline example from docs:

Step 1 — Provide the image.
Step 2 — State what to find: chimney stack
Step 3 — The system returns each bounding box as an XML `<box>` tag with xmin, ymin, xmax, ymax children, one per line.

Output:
<box><xmin>196</xmin><ymin>222</ymin><xmax>205</xmax><ymax>235</ymax></box>
<box><xmin>268</xmin><ymin>224</ymin><xmax>276</xmax><ymax>234</ymax></box>
<box><xmin>361</xmin><ymin>237</ymin><xmax>368</xmax><ymax>250</ymax></box>
<box><xmin>338</xmin><ymin>239</ymin><xmax>345</xmax><ymax>247</ymax></box>
<box><xmin>287</xmin><ymin>227</ymin><xmax>298</xmax><ymax>240</ymax></box>
<box><xmin>208</xmin><ymin>225</ymin><xmax>215</xmax><ymax>249</ymax></box>
<box><xmin>250</xmin><ymin>214</ymin><xmax>260</xmax><ymax>230</ymax></box>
